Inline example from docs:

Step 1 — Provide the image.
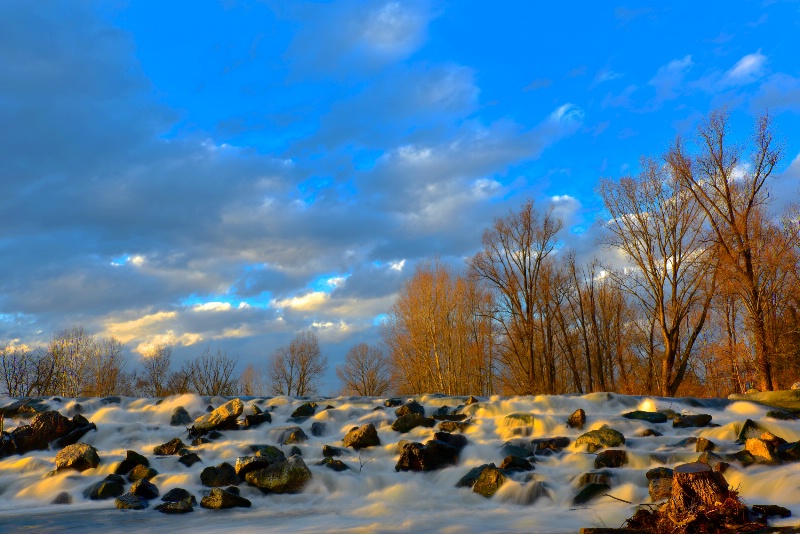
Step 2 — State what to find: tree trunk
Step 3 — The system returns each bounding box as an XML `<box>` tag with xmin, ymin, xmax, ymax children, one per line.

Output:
<box><xmin>664</xmin><ymin>462</ymin><xmax>747</xmax><ymax>528</ymax></box>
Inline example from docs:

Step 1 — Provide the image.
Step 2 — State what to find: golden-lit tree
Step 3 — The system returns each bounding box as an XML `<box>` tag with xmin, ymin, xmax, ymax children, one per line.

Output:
<box><xmin>336</xmin><ymin>343</ymin><xmax>392</xmax><ymax>396</ymax></box>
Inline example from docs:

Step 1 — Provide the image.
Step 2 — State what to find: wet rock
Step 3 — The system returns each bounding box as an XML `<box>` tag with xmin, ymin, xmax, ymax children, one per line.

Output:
<box><xmin>573</xmin><ymin>482</ymin><xmax>611</xmax><ymax>505</ymax></box>
<box><xmin>672</xmin><ymin>414</ymin><xmax>712</xmax><ymax>428</ymax></box>
<box><xmin>83</xmin><ymin>475</ymin><xmax>126</xmax><ymax>500</ymax></box>
<box><xmin>649</xmin><ymin>477</ymin><xmax>672</xmax><ymax>501</ymax></box>
<box><xmin>432</xmin><ymin>413</ymin><xmax>468</xmax><ymax>422</ymax></box>
<box><xmin>395</xmin><ymin>440</ymin><xmax>458</xmax><ymax>472</ymax></box>
<box><xmin>751</xmin><ymin>504</ymin><xmax>791</xmax><ymax>519</ymax></box>
<box><xmin>777</xmin><ymin>441</ymin><xmax>800</xmax><ymax>462</ymax></box>
<box><xmin>456</xmin><ymin>463</ymin><xmax>493</xmax><ymax>488</ymax></box>
<box><xmin>290</xmin><ymin>402</ymin><xmax>317</xmax><ymax>419</ymax></box>
<box><xmin>465</xmin><ymin>396</ymin><xmax>479</xmax><ymax>405</ymax></box>
<box><xmin>179</xmin><ymin>452</ymin><xmax>201</xmax><ymax>467</ymax></box>
<box><xmin>51</xmin><ymin>492</ymin><xmax>72</xmax><ymax>504</ymax></box>
<box><xmin>279</xmin><ymin>426</ymin><xmax>308</xmax><ymax>445</ymax></box>
<box><xmin>200</xmin><ymin>487</ymin><xmax>251</xmax><ymax>509</ymax></box>
<box><xmin>153</xmin><ymin>437</ymin><xmax>186</xmax><ymax>456</ymax></box>
<box><xmin>567</xmin><ymin>408</ymin><xmax>586</xmax><ymax>429</ymax></box>
<box><xmin>499</xmin><ymin>455</ymin><xmax>534</xmax><ymax>472</ymax></box>
<box><xmin>438</xmin><ymin>420</ymin><xmax>473</xmax><ymax>433</ymax></box>
<box><xmin>695</xmin><ymin>437</ymin><xmax>715</xmax><ymax>452</ymax></box>
<box><xmin>594</xmin><ymin>450</ymin><xmax>627</xmax><ymax>469</ymax></box>
<box><xmin>162</xmin><ymin>488</ymin><xmax>197</xmax><ymax>504</ymax></box>
<box><xmin>622</xmin><ymin>410</ymin><xmax>667</xmax><ymax>424</ymax></box>
<box><xmin>200</xmin><ymin>462</ymin><xmax>238</xmax><ymax>487</ymax></box>
<box><xmin>730</xmin><ymin>449</ymin><xmax>757</xmax><ymax>467</ymax></box>
<box><xmin>532</xmin><ymin>437</ymin><xmax>570</xmax><ymax>453</ymax></box>
<box><xmin>577</xmin><ymin>471</ymin><xmax>612</xmax><ymax>487</ymax></box>
<box><xmin>289</xmin><ymin>445</ymin><xmax>302</xmax><ymax>457</ymax></box>
<box><xmin>310</xmin><ymin>422</ymin><xmax>326</xmax><ymax>437</ymax></box>
<box><xmin>343</xmin><ymin>423</ymin><xmax>380</xmax><ymax>449</ymax></box>
<box><xmin>472</xmin><ymin>464</ymin><xmax>507</xmax><ymax>498</ymax></box>
<box><xmin>114</xmin><ymin>451</ymin><xmax>150</xmax><ymax>475</ymax></box>
<box><xmin>502</xmin><ymin>413</ymin><xmax>536</xmax><ymax>436</ymax></box>
<box><xmin>433</xmin><ymin>431</ymin><xmax>468</xmax><ymax>452</ymax></box>
<box><xmin>392</xmin><ymin>413</ymin><xmax>435</xmax><ymax>433</ymax></box>
<box><xmin>745</xmin><ymin>438</ymin><xmax>779</xmax><ymax>464</ymax></box>
<box><xmin>736</xmin><ymin>418</ymin><xmax>765</xmax><ymax>442</ymax></box>
<box><xmin>251</xmin><ymin>444</ymin><xmax>286</xmax><ymax>464</ymax></box>
<box><xmin>131</xmin><ymin>478</ymin><xmax>159</xmax><ymax>499</ymax></box>
<box><xmin>52</xmin><ymin>420</ymin><xmax>97</xmax><ymax>449</ymax></box>
<box><xmin>318</xmin><ymin>457</ymin><xmax>349</xmax><ymax>471</ymax></box>
<box><xmin>576</xmin><ymin>428</ymin><xmax>625</xmax><ymax>452</ymax></box>
<box><xmin>244</xmin><ymin>412</ymin><xmax>271</xmax><ymax>429</ymax></box>
<box><xmin>55</xmin><ymin>443</ymin><xmax>100</xmax><ymax>472</ymax></box>
<box><xmin>155</xmin><ymin>499</ymin><xmax>194</xmax><ymax>514</ymax></box>
<box><xmin>766</xmin><ymin>410</ymin><xmax>800</xmax><ymax>420</ymax></box>
<box><xmin>170</xmin><ymin>406</ymin><xmax>193</xmax><ymax>427</ymax></box>
<box><xmin>500</xmin><ymin>441</ymin><xmax>534</xmax><ymax>459</ymax></box>
<box><xmin>5</xmin><ymin>411</ymin><xmax>85</xmax><ymax>456</ymax></box>
<box><xmin>384</xmin><ymin>398</ymin><xmax>402</xmax><ymax>408</ymax></box>
<box><xmin>637</xmin><ymin>428</ymin><xmax>662</xmax><ymax>437</ymax></box>
<box><xmin>245</xmin><ymin>455</ymin><xmax>312</xmax><ymax>494</ymax></box>
<box><xmin>322</xmin><ymin>445</ymin><xmax>343</xmax><ymax>457</ymax></box>
<box><xmin>235</xmin><ymin>456</ymin><xmax>274</xmax><ymax>478</ymax></box>
<box><xmin>0</xmin><ymin>398</ymin><xmax>50</xmax><ymax>418</ymax></box>
<box><xmin>645</xmin><ymin>467</ymin><xmax>673</xmax><ymax>481</ymax></box>
<box><xmin>395</xmin><ymin>400</ymin><xmax>425</xmax><ymax>418</ymax></box>
<box><xmin>191</xmin><ymin>398</ymin><xmax>243</xmax><ymax>434</ymax></box>
<box><xmin>128</xmin><ymin>464</ymin><xmax>158</xmax><ymax>482</ymax></box>
<box><xmin>115</xmin><ymin>492</ymin><xmax>149</xmax><ymax>510</ymax></box>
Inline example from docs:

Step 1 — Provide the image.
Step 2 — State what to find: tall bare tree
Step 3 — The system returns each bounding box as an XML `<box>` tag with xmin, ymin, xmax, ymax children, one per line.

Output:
<box><xmin>268</xmin><ymin>331</ymin><xmax>327</xmax><ymax>396</ymax></box>
<box><xmin>239</xmin><ymin>363</ymin><xmax>266</xmax><ymax>396</ymax></box>
<box><xmin>0</xmin><ymin>345</ymin><xmax>36</xmax><ymax>397</ymax></box>
<box><xmin>188</xmin><ymin>348</ymin><xmax>239</xmax><ymax>396</ymax></box>
<box><xmin>84</xmin><ymin>337</ymin><xmax>127</xmax><ymax>397</ymax></box>
<box><xmin>139</xmin><ymin>344</ymin><xmax>173</xmax><ymax>397</ymax></box>
<box><xmin>667</xmin><ymin>110</ymin><xmax>782</xmax><ymax>390</ymax></box>
<box><xmin>336</xmin><ymin>343</ymin><xmax>392</xmax><ymax>396</ymax></box>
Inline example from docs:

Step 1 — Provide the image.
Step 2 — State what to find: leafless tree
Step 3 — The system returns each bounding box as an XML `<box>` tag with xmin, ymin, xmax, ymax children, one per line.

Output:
<box><xmin>83</xmin><ymin>337</ymin><xmax>127</xmax><ymax>397</ymax></box>
<box><xmin>188</xmin><ymin>347</ymin><xmax>239</xmax><ymax>396</ymax></box>
<box><xmin>239</xmin><ymin>363</ymin><xmax>266</xmax><ymax>396</ymax></box>
<box><xmin>268</xmin><ymin>331</ymin><xmax>327</xmax><ymax>396</ymax></box>
<box><xmin>48</xmin><ymin>326</ymin><xmax>96</xmax><ymax>397</ymax></box>
<box><xmin>0</xmin><ymin>345</ymin><xmax>36</xmax><ymax>397</ymax></box>
<box><xmin>139</xmin><ymin>344</ymin><xmax>173</xmax><ymax>397</ymax></box>
<box><xmin>336</xmin><ymin>343</ymin><xmax>392</xmax><ymax>396</ymax></box>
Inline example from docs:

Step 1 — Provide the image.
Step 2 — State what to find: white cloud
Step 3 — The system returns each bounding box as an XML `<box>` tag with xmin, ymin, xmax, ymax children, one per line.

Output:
<box><xmin>390</xmin><ymin>259</ymin><xmax>406</xmax><ymax>271</ymax></box>
<box><xmin>193</xmin><ymin>301</ymin><xmax>233</xmax><ymax>312</ymax></box>
<box><xmin>723</xmin><ymin>51</ymin><xmax>767</xmax><ymax>85</ymax></box>
<box><xmin>272</xmin><ymin>291</ymin><xmax>329</xmax><ymax>311</ymax></box>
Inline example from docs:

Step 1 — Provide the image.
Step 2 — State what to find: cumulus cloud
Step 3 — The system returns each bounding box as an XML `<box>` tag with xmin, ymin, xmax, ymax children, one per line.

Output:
<box><xmin>722</xmin><ymin>51</ymin><xmax>767</xmax><ymax>86</ymax></box>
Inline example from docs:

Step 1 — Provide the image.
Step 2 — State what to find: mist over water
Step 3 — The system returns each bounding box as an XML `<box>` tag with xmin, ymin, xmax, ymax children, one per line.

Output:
<box><xmin>1</xmin><ymin>393</ymin><xmax>799</xmax><ymax>533</ymax></box>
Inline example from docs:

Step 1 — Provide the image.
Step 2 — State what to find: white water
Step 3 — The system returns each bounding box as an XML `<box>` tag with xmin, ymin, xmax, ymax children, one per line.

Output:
<box><xmin>0</xmin><ymin>393</ymin><xmax>798</xmax><ymax>533</ymax></box>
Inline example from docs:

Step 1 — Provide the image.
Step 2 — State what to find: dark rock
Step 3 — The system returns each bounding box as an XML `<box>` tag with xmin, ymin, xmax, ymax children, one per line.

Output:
<box><xmin>200</xmin><ymin>487</ymin><xmax>251</xmax><ymax>509</ymax></box>
<box><xmin>245</xmin><ymin>455</ymin><xmax>312</xmax><ymax>494</ymax></box>
<box><xmin>456</xmin><ymin>463</ymin><xmax>493</xmax><ymax>488</ymax></box>
<box><xmin>170</xmin><ymin>406</ymin><xmax>193</xmax><ymax>427</ymax></box>
<box><xmin>343</xmin><ymin>423</ymin><xmax>381</xmax><ymax>449</ymax></box>
<box><xmin>645</xmin><ymin>467</ymin><xmax>673</xmax><ymax>481</ymax></box>
<box><xmin>310</xmin><ymin>422</ymin><xmax>326</xmax><ymax>437</ymax></box>
<box><xmin>391</xmin><ymin>413</ymin><xmax>435</xmax><ymax>433</ymax></box>
<box><xmin>499</xmin><ymin>455</ymin><xmax>533</xmax><ymax>472</ymax></box>
<box><xmin>567</xmin><ymin>408</ymin><xmax>586</xmax><ymax>429</ymax></box>
<box><xmin>777</xmin><ymin>441</ymin><xmax>800</xmax><ymax>462</ymax></box>
<box><xmin>695</xmin><ymin>437</ymin><xmax>715</xmax><ymax>453</ymax></box>
<box><xmin>384</xmin><ymin>398</ymin><xmax>402</xmax><ymax>408</ymax></box>
<box><xmin>622</xmin><ymin>410</ymin><xmax>667</xmax><ymax>424</ymax></box>
<box><xmin>191</xmin><ymin>437</ymin><xmax>210</xmax><ymax>446</ymax></box>
<box><xmin>433</xmin><ymin>431</ymin><xmax>468</xmax><ymax>452</ymax></box>
<box><xmin>318</xmin><ymin>457</ymin><xmax>349</xmax><ymax>471</ymax></box>
<box><xmin>179</xmin><ymin>452</ymin><xmax>201</xmax><ymax>467</ymax></box>
<box><xmin>279</xmin><ymin>426</ymin><xmax>308</xmax><ymax>445</ymax></box>
<box><xmin>637</xmin><ymin>428</ymin><xmax>663</xmax><ymax>437</ymax></box>
<box><xmin>5</xmin><ymin>411</ymin><xmax>82</xmax><ymax>456</ymax></box>
<box><xmin>594</xmin><ymin>450</ymin><xmax>627</xmax><ymax>469</ymax></box>
<box><xmin>244</xmin><ymin>413</ymin><xmax>271</xmax><ymax>429</ymax></box>
<box><xmin>224</xmin><ymin>485</ymin><xmax>240</xmax><ymax>496</ymax></box>
<box><xmin>83</xmin><ymin>475</ymin><xmax>126</xmax><ymax>500</ymax></box>
<box><xmin>154</xmin><ymin>437</ymin><xmax>186</xmax><ymax>456</ymax></box>
<box><xmin>751</xmin><ymin>504</ymin><xmax>791</xmax><ymax>519</ymax></box>
<box><xmin>503</xmin><ymin>413</ymin><xmax>536</xmax><ymax>436</ymax></box>
<box><xmin>322</xmin><ymin>445</ymin><xmax>343</xmax><ymax>457</ymax></box>
<box><xmin>235</xmin><ymin>456</ymin><xmax>274</xmax><ymax>478</ymax></box>
<box><xmin>737</xmin><ymin>418</ymin><xmax>765</xmax><ymax>442</ymax></box>
<box><xmin>533</xmin><ymin>436</ymin><xmax>570</xmax><ymax>453</ymax></box>
<box><xmin>649</xmin><ymin>478</ymin><xmax>672</xmax><ymax>501</ymax></box>
<box><xmin>432</xmin><ymin>413</ymin><xmax>468</xmax><ymax>422</ymax></box>
<box><xmin>115</xmin><ymin>492</ymin><xmax>149</xmax><ymax>510</ymax></box>
<box><xmin>465</xmin><ymin>396</ymin><xmax>479</xmax><ymax>405</ymax></box>
<box><xmin>500</xmin><ymin>442</ymin><xmax>534</xmax><ymax>459</ymax></box>
<box><xmin>191</xmin><ymin>398</ymin><xmax>243</xmax><ymax>434</ymax></box>
<box><xmin>289</xmin><ymin>446</ymin><xmax>302</xmax><ymax>457</ymax></box>
<box><xmin>55</xmin><ymin>443</ymin><xmax>100</xmax><ymax>472</ymax></box>
<box><xmin>730</xmin><ymin>449</ymin><xmax>758</xmax><ymax>467</ymax></box>
<box><xmin>251</xmin><ymin>444</ymin><xmax>286</xmax><ymax>464</ymax></box>
<box><xmin>200</xmin><ymin>462</ymin><xmax>238</xmax><ymax>487</ymax></box>
<box><xmin>577</xmin><ymin>471</ymin><xmax>612</xmax><ymax>487</ymax></box>
<box><xmin>207</xmin><ymin>430</ymin><xmax>223</xmax><ymax>440</ymax></box>
<box><xmin>290</xmin><ymin>402</ymin><xmax>317</xmax><ymax>419</ymax></box>
<box><xmin>128</xmin><ymin>464</ymin><xmax>158</xmax><ymax>482</ymax></box>
<box><xmin>672</xmin><ymin>413</ymin><xmax>712</xmax><ymax>428</ymax></box>
<box><xmin>162</xmin><ymin>488</ymin><xmax>197</xmax><ymax>504</ymax></box>
<box><xmin>155</xmin><ymin>500</ymin><xmax>194</xmax><ymax>514</ymax></box>
<box><xmin>0</xmin><ymin>398</ymin><xmax>50</xmax><ymax>418</ymax></box>
<box><xmin>395</xmin><ymin>440</ymin><xmax>458</xmax><ymax>472</ymax></box>
<box><xmin>472</xmin><ymin>464</ymin><xmax>507</xmax><ymax>498</ymax></box>
<box><xmin>101</xmin><ymin>396</ymin><xmax>121</xmax><ymax>405</ymax></box>
<box><xmin>52</xmin><ymin>422</ymin><xmax>97</xmax><ymax>449</ymax></box>
<box><xmin>438</xmin><ymin>420</ymin><xmax>473</xmax><ymax>433</ymax></box>
<box><xmin>576</xmin><ymin>428</ymin><xmax>625</xmax><ymax>452</ymax></box>
<box><xmin>395</xmin><ymin>400</ymin><xmax>425</xmax><ymax>418</ymax></box>
<box><xmin>573</xmin><ymin>482</ymin><xmax>611</xmax><ymax>505</ymax></box>
<box><xmin>51</xmin><ymin>492</ymin><xmax>72</xmax><ymax>504</ymax></box>
<box><xmin>766</xmin><ymin>410</ymin><xmax>800</xmax><ymax>420</ymax></box>
<box><xmin>131</xmin><ymin>478</ymin><xmax>159</xmax><ymax>499</ymax></box>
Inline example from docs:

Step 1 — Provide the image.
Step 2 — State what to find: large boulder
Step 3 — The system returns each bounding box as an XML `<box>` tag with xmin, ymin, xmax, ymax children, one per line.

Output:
<box><xmin>161</xmin><ymin>488</ymin><xmax>197</xmax><ymax>505</ymax></box>
<box><xmin>622</xmin><ymin>410</ymin><xmax>667</xmax><ymax>424</ymax></box>
<box><xmin>395</xmin><ymin>440</ymin><xmax>458</xmax><ymax>472</ymax></box>
<box><xmin>245</xmin><ymin>455</ymin><xmax>312</xmax><ymax>494</ymax></box>
<box><xmin>672</xmin><ymin>414</ymin><xmax>712</xmax><ymax>428</ymax></box>
<box><xmin>55</xmin><ymin>443</ymin><xmax>100</xmax><ymax>472</ymax></box>
<box><xmin>131</xmin><ymin>478</ymin><xmax>159</xmax><ymax>499</ymax></box>
<box><xmin>170</xmin><ymin>406</ymin><xmax>193</xmax><ymax>427</ymax></box>
<box><xmin>567</xmin><ymin>409</ymin><xmax>586</xmax><ymax>429</ymax></box>
<box><xmin>191</xmin><ymin>398</ymin><xmax>243</xmax><ymax>434</ymax></box>
<box><xmin>200</xmin><ymin>487</ymin><xmax>251</xmax><ymax>509</ymax></box>
<box><xmin>115</xmin><ymin>450</ymin><xmax>149</xmax><ymax>475</ymax></box>
<box><xmin>200</xmin><ymin>462</ymin><xmax>239</xmax><ymax>487</ymax></box>
<box><xmin>433</xmin><ymin>431</ymin><xmax>468</xmax><ymax>453</ymax></box>
<box><xmin>154</xmin><ymin>437</ymin><xmax>186</xmax><ymax>456</ymax></box>
<box><xmin>115</xmin><ymin>492</ymin><xmax>149</xmax><ymax>510</ymax></box>
<box><xmin>395</xmin><ymin>400</ymin><xmax>425</xmax><ymax>418</ymax></box>
<box><xmin>279</xmin><ymin>426</ymin><xmax>308</xmax><ymax>445</ymax></box>
<box><xmin>472</xmin><ymin>464</ymin><xmax>507</xmax><ymax>498</ymax></box>
<box><xmin>235</xmin><ymin>456</ymin><xmax>274</xmax><ymax>478</ymax></box>
<box><xmin>290</xmin><ymin>402</ymin><xmax>317</xmax><ymax>419</ymax></box>
<box><xmin>576</xmin><ymin>428</ymin><xmax>625</xmax><ymax>453</ymax></box>
<box><xmin>83</xmin><ymin>475</ymin><xmax>126</xmax><ymax>500</ymax></box>
<box><xmin>251</xmin><ymin>444</ymin><xmax>286</xmax><ymax>464</ymax></box>
<box><xmin>128</xmin><ymin>464</ymin><xmax>158</xmax><ymax>482</ymax></box>
<box><xmin>392</xmin><ymin>413</ymin><xmax>435</xmax><ymax>433</ymax></box>
<box><xmin>594</xmin><ymin>449</ymin><xmax>627</xmax><ymax>469</ymax></box>
<box><xmin>4</xmin><ymin>411</ymin><xmax>90</xmax><ymax>456</ymax></box>
<box><xmin>343</xmin><ymin>423</ymin><xmax>380</xmax><ymax>450</ymax></box>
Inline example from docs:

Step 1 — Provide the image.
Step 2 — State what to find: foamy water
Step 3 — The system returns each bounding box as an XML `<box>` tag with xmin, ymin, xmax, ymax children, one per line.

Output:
<box><xmin>1</xmin><ymin>393</ymin><xmax>798</xmax><ymax>533</ymax></box>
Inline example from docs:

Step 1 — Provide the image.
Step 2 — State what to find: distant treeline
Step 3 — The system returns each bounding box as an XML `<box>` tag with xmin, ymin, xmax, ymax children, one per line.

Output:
<box><xmin>2</xmin><ymin>110</ymin><xmax>799</xmax><ymax>399</ymax></box>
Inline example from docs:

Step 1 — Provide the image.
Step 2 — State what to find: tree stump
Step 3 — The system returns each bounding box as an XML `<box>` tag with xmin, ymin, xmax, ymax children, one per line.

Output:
<box><xmin>663</xmin><ymin>462</ymin><xmax>748</xmax><ymax>530</ymax></box>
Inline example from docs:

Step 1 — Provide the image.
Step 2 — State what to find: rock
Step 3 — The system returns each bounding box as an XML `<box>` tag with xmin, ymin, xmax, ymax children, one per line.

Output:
<box><xmin>499</xmin><ymin>455</ymin><xmax>534</xmax><ymax>472</ymax></box>
<box><xmin>456</xmin><ymin>463</ymin><xmax>493</xmax><ymax>488</ymax></box>
<box><xmin>465</xmin><ymin>396</ymin><xmax>479</xmax><ymax>405</ymax></box>
<box><xmin>318</xmin><ymin>457</ymin><xmax>349</xmax><ymax>471</ymax></box>
<box><xmin>567</xmin><ymin>409</ymin><xmax>586</xmax><ymax>429</ymax></box>
<box><xmin>114</xmin><ymin>451</ymin><xmax>150</xmax><ymax>475</ymax></box>
<box><xmin>115</xmin><ymin>492</ymin><xmax>149</xmax><ymax>510</ymax></box>
<box><xmin>637</xmin><ymin>428</ymin><xmax>662</xmax><ymax>437</ymax></box>
<box><xmin>695</xmin><ymin>437</ymin><xmax>715</xmax><ymax>452</ymax></box>
<box><xmin>51</xmin><ymin>491</ymin><xmax>72</xmax><ymax>504</ymax></box>
<box><xmin>395</xmin><ymin>440</ymin><xmax>458</xmax><ymax>472</ymax></box>
<box><xmin>649</xmin><ymin>478</ymin><xmax>672</xmax><ymax>501</ymax></box>
<box><xmin>322</xmin><ymin>445</ymin><xmax>343</xmax><ymax>457</ymax></box>
<box><xmin>0</xmin><ymin>398</ymin><xmax>50</xmax><ymax>418</ymax></box>
<box><xmin>777</xmin><ymin>441</ymin><xmax>800</xmax><ymax>462</ymax></box>
<box><xmin>235</xmin><ymin>456</ymin><xmax>274</xmax><ymax>478</ymax></box>
<box><xmin>289</xmin><ymin>445</ymin><xmax>302</xmax><ymax>457</ymax></box>
<box><xmin>200</xmin><ymin>462</ymin><xmax>239</xmax><ymax>487</ymax></box>
<box><xmin>438</xmin><ymin>420</ymin><xmax>473</xmax><ymax>433</ymax></box>
<box><xmin>343</xmin><ymin>423</ymin><xmax>381</xmax><ymax>449</ymax></box>
<box><xmin>251</xmin><ymin>444</ymin><xmax>287</xmax><ymax>464</ymax></box>
<box><xmin>4</xmin><ymin>411</ymin><xmax>85</xmax><ymax>456</ymax></box>
<box><xmin>153</xmin><ymin>437</ymin><xmax>186</xmax><ymax>456</ymax></box>
<box><xmin>244</xmin><ymin>413</ymin><xmax>271</xmax><ymax>428</ymax></box>
<box><xmin>577</xmin><ymin>471</ymin><xmax>612</xmax><ymax>487</ymax></box>
<box><xmin>290</xmin><ymin>402</ymin><xmax>317</xmax><ymax>419</ymax></box>
<box><xmin>736</xmin><ymin>418</ymin><xmax>765</xmax><ymax>442</ymax></box>
<box><xmin>594</xmin><ymin>450</ymin><xmax>627</xmax><ymax>469</ymax></box>
<box><xmin>245</xmin><ymin>455</ymin><xmax>312</xmax><ymax>494</ymax></box>
<box><xmin>573</xmin><ymin>482</ymin><xmax>611</xmax><ymax>505</ymax></box>
<box><xmin>472</xmin><ymin>464</ymin><xmax>507</xmax><ymax>498</ymax></box>
<box><xmin>155</xmin><ymin>500</ymin><xmax>194</xmax><ymax>514</ymax></box>
<box><xmin>55</xmin><ymin>443</ymin><xmax>100</xmax><ymax>472</ymax></box>
<box><xmin>532</xmin><ymin>436</ymin><xmax>570</xmax><ymax>453</ymax></box>
<box><xmin>433</xmin><ymin>431</ymin><xmax>468</xmax><ymax>452</ymax></box>
<box><xmin>131</xmin><ymin>478</ymin><xmax>159</xmax><ymax>499</ymax></box>
<box><xmin>310</xmin><ymin>422</ymin><xmax>326</xmax><ymax>437</ymax></box>
<box><xmin>576</xmin><ymin>428</ymin><xmax>625</xmax><ymax>452</ymax></box>
<box><xmin>392</xmin><ymin>413</ymin><xmax>435</xmax><ymax>433</ymax></box>
<box><xmin>162</xmin><ymin>488</ymin><xmax>197</xmax><ymax>504</ymax></box>
<box><xmin>191</xmin><ymin>398</ymin><xmax>243</xmax><ymax>434</ymax></box>
<box><xmin>128</xmin><ymin>464</ymin><xmax>158</xmax><ymax>482</ymax></box>
<box><xmin>279</xmin><ymin>426</ymin><xmax>308</xmax><ymax>445</ymax></box>
<box><xmin>672</xmin><ymin>414</ymin><xmax>712</xmax><ymax>428</ymax></box>
<box><xmin>622</xmin><ymin>411</ymin><xmax>667</xmax><ymax>424</ymax></box>
<box><xmin>179</xmin><ymin>452</ymin><xmax>202</xmax><ymax>467</ymax></box>
<box><xmin>432</xmin><ymin>413</ymin><xmax>468</xmax><ymax>422</ymax></box>
<box><xmin>500</xmin><ymin>441</ymin><xmax>534</xmax><ymax>459</ymax></box>
<box><xmin>766</xmin><ymin>410</ymin><xmax>800</xmax><ymax>420</ymax></box>
<box><xmin>751</xmin><ymin>504</ymin><xmax>791</xmax><ymax>519</ymax></box>
<box><xmin>200</xmin><ymin>487</ymin><xmax>251</xmax><ymax>509</ymax></box>
<box><xmin>170</xmin><ymin>406</ymin><xmax>193</xmax><ymax>426</ymax></box>
<box><xmin>52</xmin><ymin>420</ymin><xmax>97</xmax><ymax>449</ymax></box>
<box><xmin>745</xmin><ymin>438</ymin><xmax>779</xmax><ymax>464</ymax></box>
<box><xmin>645</xmin><ymin>467</ymin><xmax>673</xmax><ymax>481</ymax></box>
<box><xmin>395</xmin><ymin>400</ymin><xmax>425</xmax><ymax>417</ymax></box>
<box><xmin>384</xmin><ymin>398</ymin><xmax>402</xmax><ymax>408</ymax></box>
<box><xmin>502</xmin><ymin>413</ymin><xmax>536</xmax><ymax>436</ymax></box>
<box><xmin>84</xmin><ymin>475</ymin><xmax>126</xmax><ymax>500</ymax></box>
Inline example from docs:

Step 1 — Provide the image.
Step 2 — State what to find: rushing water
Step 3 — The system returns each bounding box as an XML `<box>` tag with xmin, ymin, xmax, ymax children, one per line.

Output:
<box><xmin>1</xmin><ymin>393</ymin><xmax>799</xmax><ymax>533</ymax></box>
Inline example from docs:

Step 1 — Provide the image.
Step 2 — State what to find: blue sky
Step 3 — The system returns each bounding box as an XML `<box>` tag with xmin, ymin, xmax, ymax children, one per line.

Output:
<box><xmin>1</xmin><ymin>1</ymin><xmax>799</xmax><ymax>392</ymax></box>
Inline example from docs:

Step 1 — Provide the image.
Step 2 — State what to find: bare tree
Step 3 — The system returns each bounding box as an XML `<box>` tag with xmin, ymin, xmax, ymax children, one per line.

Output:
<box><xmin>336</xmin><ymin>343</ymin><xmax>392</xmax><ymax>396</ymax></box>
<box><xmin>139</xmin><ymin>344</ymin><xmax>172</xmax><ymax>397</ymax></box>
<box><xmin>598</xmin><ymin>157</ymin><xmax>716</xmax><ymax>396</ymax></box>
<box><xmin>0</xmin><ymin>345</ymin><xmax>36</xmax><ymax>397</ymax></box>
<box><xmin>84</xmin><ymin>337</ymin><xmax>127</xmax><ymax>397</ymax></box>
<box><xmin>239</xmin><ymin>363</ymin><xmax>266</xmax><ymax>396</ymax></box>
<box><xmin>667</xmin><ymin>110</ymin><xmax>783</xmax><ymax>390</ymax></box>
<box><xmin>188</xmin><ymin>347</ymin><xmax>239</xmax><ymax>396</ymax></box>
<box><xmin>48</xmin><ymin>326</ymin><xmax>96</xmax><ymax>397</ymax></box>
<box><xmin>268</xmin><ymin>331</ymin><xmax>327</xmax><ymax>396</ymax></box>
